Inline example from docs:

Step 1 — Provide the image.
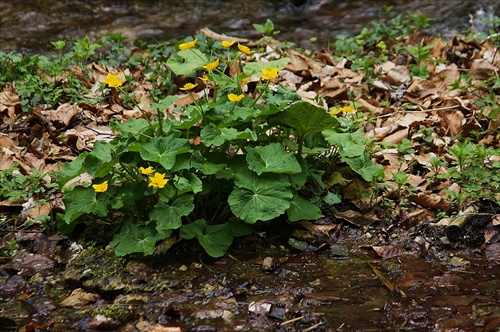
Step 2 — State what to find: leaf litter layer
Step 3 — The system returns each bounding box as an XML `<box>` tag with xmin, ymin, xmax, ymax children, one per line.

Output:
<box><xmin>1</xmin><ymin>12</ymin><xmax>500</xmax><ymax>331</ymax></box>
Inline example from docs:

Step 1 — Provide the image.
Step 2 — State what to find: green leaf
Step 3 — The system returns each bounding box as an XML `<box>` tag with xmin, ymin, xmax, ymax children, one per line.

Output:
<box><xmin>287</xmin><ymin>193</ymin><xmax>322</xmax><ymax>222</ymax></box>
<box><xmin>289</xmin><ymin>157</ymin><xmax>308</xmax><ymax>189</ymax></box>
<box><xmin>62</xmin><ymin>186</ymin><xmax>108</xmax><ymax>224</ymax></box>
<box><xmin>84</xmin><ymin>141</ymin><xmax>119</xmax><ymax>177</ymax></box>
<box><xmin>343</xmin><ymin>154</ymin><xmax>385</xmax><ymax>182</ymax></box>
<box><xmin>243</xmin><ymin>58</ymin><xmax>290</xmax><ymax>77</ymax></box>
<box><xmin>167</xmin><ymin>49</ymin><xmax>208</xmax><ymax>76</ymax></box>
<box><xmin>227</xmin><ymin>219</ymin><xmax>255</xmax><ymax>237</ymax></box>
<box><xmin>110</xmin><ymin>218</ymin><xmax>167</xmax><ymax>256</ymax></box>
<box><xmin>112</xmin><ymin>118</ymin><xmax>151</xmax><ymax>138</ymax></box>
<box><xmin>228</xmin><ymin>169</ymin><xmax>292</xmax><ymax>223</ymax></box>
<box><xmin>57</xmin><ymin>152</ymin><xmax>88</xmax><ymax>187</ymax></box>
<box><xmin>271</xmin><ymin>101</ymin><xmax>339</xmax><ymax>140</ymax></box>
<box><xmin>150</xmin><ymin>193</ymin><xmax>195</xmax><ymax>232</ymax></box>
<box><xmin>246</xmin><ymin>143</ymin><xmax>301</xmax><ymax>175</ymax></box>
<box><xmin>198</xmin><ymin>224</ymin><xmax>233</xmax><ymax>257</ymax></box>
<box><xmin>323</xmin><ymin>191</ymin><xmax>342</xmax><ymax>205</ymax></box>
<box><xmin>322</xmin><ymin>129</ymin><xmax>365</xmax><ymax>158</ymax></box>
<box><xmin>174</xmin><ymin>174</ymin><xmax>203</xmax><ymax>195</ymax></box>
<box><xmin>201</xmin><ymin>125</ymin><xmax>239</xmax><ymax>147</ymax></box>
<box><xmin>233</xmin><ymin>106</ymin><xmax>257</xmax><ymax>120</ymax></box>
<box><xmin>151</xmin><ymin>95</ymin><xmax>178</xmax><ymax>111</ymax></box>
<box><xmin>180</xmin><ymin>218</ymin><xmax>206</xmax><ymax>239</ymax></box>
<box><xmin>180</xmin><ymin>219</ymin><xmax>234</xmax><ymax>257</ymax></box>
<box><xmin>140</xmin><ymin>136</ymin><xmax>191</xmax><ymax>170</ymax></box>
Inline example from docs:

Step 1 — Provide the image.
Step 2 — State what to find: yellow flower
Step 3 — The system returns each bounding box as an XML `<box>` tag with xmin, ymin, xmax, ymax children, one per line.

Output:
<box><xmin>329</xmin><ymin>105</ymin><xmax>356</xmax><ymax>116</ymax></box>
<box><xmin>329</xmin><ymin>108</ymin><xmax>341</xmax><ymax>115</ymax></box>
<box><xmin>260</xmin><ymin>67</ymin><xmax>279</xmax><ymax>80</ymax></box>
<box><xmin>241</xmin><ymin>77</ymin><xmax>250</xmax><ymax>84</ymax></box>
<box><xmin>92</xmin><ymin>180</ymin><xmax>108</xmax><ymax>193</ymax></box>
<box><xmin>180</xmin><ymin>83</ymin><xmax>198</xmax><ymax>91</ymax></box>
<box><xmin>149</xmin><ymin>173</ymin><xmax>169</xmax><ymax>189</ymax></box>
<box><xmin>237</xmin><ymin>43</ymin><xmax>252</xmax><ymax>55</ymax></box>
<box><xmin>102</xmin><ymin>74</ymin><xmax>124</xmax><ymax>88</ymax></box>
<box><xmin>199</xmin><ymin>75</ymin><xmax>210</xmax><ymax>82</ymax></box>
<box><xmin>203</xmin><ymin>58</ymin><xmax>219</xmax><ymax>71</ymax></box>
<box><xmin>140</xmin><ymin>166</ymin><xmax>154</xmax><ymax>175</ymax></box>
<box><xmin>340</xmin><ymin>105</ymin><xmax>355</xmax><ymax>113</ymax></box>
<box><xmin>179</xmin><ymin>39</ymin><xmax>197</xmax><ymax>50</ymax></box>
<box><xmin>221</xmin><ymin>40</ymin><xmax>235</xmax><ymax>48</ymax></box>
<box><xmin>228</xmin><ymin>93</ymin><xmax>244</xmax><ymax>102</ymax></box>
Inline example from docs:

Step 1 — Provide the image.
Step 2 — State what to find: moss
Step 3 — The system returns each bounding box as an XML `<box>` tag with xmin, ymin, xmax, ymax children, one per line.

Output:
<box><xmin>79</xmin><ymin>304</ymin><xmax>132</xmax><ymax>321</ymax></box>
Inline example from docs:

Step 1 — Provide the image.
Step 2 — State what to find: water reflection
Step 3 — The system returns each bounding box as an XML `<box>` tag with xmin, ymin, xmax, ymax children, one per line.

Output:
<box><xmin>0</xmin><ymin>0</ymin><xmax>498</xmax><ymax>54</ymax></box>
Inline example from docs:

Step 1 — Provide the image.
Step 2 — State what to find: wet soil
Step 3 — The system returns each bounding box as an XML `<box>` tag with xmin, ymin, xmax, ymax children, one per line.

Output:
<box><xmin>1</xmin><ymin>217</ymin><xmax>499</xmax><ymax>332</ymax></box>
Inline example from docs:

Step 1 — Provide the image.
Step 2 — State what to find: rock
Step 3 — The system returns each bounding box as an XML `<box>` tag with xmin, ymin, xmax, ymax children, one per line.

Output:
<box><xmin>328</xmin><ymin>244</ymin><xmax>349</xmax><ymax>260</ymax></box>
<box><xmin>262</xmin><ymin>256</ymin><xmax>281</xmax><ymax>272</ymax></box>
<box><xmin>88</xmin><ymin>314</ymin><xmax>120</xmax><ymax>331</ymax></box>
<box><xmin>248</xmin><ymin>301</ymin><xmax>272</xmax><ymax>315</ymax></box>
<box><xmin>287</xmin><ymin>238</ymin><xmax>308</xmax><ymax>251</ymax></box>
<box><xmin>62</xmin><ymin>247</ymin><xmax>137</xmax><ymax>296</ymax></box>
<box><xmin>114</xmin><ymin>293</ymin><xmax>149</xmax><ymax>305</ymax></box>
<box><xmin>60</xmin><ymin>288</ymin><xmax>99</xmax><ymax>307</ymax></box>
<box><xmin>2</xmin><ymin>252</ymin><xmax>54</xmax><ymax>276</ymax></box>
<box><xmin>125</xmin><ymin>260</ymin><xmax>152</xmax><ymax>281</ymax></box>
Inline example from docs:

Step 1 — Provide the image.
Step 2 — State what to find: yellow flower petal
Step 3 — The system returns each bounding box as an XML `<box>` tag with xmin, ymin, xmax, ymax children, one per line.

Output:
<box><xmin>237</xmin><ymin>43</ymin><xmax>252</xmax><ymax>55</ymax></box>
<box><xmin>260</xmin><ymin>67</ymin><xmax>279</xmax><ymax>80</ymax></box>
<box><xmin>92</xmin><ymin>180</ymin><xmax>108</xmax><ymax>193</ymax></box>
<box><xmin>199</xmin><ymin>75</ymin><xmax>210</xmax><ymax>82</ymax></box>
<box><xmin>340</xmin><ymin>105</ymin><xmax>355</xmax><ymax>113</ymax></box>
<box><xmin>329</xmin><ymin>108</ymin><xmax>341</xmax><ymax>115</ymax></box>
<box><xmin>140</xmin><ymin>166</ymin><xmax>154</xmax><ymax>175</ymax></box>
<box><xmin>203</xmin><ymin>58</ymin><xmax>219</xmax><ymax>71</ymax></box>
<box><xmin>148</xmin><ymin>173</ymin><xmax>169</xmax><ymax>189</ymax></box>
<box><xmin>180</xmin><ymin>83</ymin><xmax>198</xmax><ymax>91</ymax></box>
<box><xmin>102</xmin><ymin>74</ymin><xmax>125</xmax><ymax>88</ymax></box>
<box><xmin>179</xmin><ymin>39</ymin><xmax>197</xmax><ymax>51</ymax></box>
<box><xmin>228</xmin><ymin>93</ymin><xmax>244</xmax><ymax>102</ymax></box>
<box><xmin>221</xmin><ymin>40</ymin><xmax>235</xmax><ymax>48</ymax></box>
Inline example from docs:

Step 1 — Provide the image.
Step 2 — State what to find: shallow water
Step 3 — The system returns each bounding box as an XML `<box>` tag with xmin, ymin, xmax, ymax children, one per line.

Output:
<box><xmin>1</xmin><ymin>0</ymin><xmax>498</xmax><ymax>54</ymax></box>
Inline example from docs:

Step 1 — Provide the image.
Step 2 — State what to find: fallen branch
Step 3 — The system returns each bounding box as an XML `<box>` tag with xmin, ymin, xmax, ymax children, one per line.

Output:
<box><xmin>445</xmin><ymin>204</ymin><xmax>479</xmax><ymax>242</ymax></box>
<box><xmin>367</xmin><ymin>261</ymin><xmax>406</xmax><ymax>297</ymax></box>
<box><xmin>198</xmin><ymin>27</ymin><xmax>251</xmax><ymax>44</ymax></box>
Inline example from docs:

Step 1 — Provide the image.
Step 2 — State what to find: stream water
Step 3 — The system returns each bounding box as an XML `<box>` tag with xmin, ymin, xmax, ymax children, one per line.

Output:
<box><xmin>1</xmin><ymin>0</ymin><xmax>498</xmax><ymax>54</ymax></box>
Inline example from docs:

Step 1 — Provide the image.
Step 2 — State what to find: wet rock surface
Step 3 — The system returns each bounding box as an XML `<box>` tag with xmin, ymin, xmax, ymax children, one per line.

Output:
<box><xmin>1</xmin><ymin>216</ymin><xmax>499</xmax><ymax>331</ymax></box>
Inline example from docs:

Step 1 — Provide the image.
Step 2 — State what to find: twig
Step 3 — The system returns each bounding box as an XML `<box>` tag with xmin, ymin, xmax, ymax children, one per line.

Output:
<box><xmin>280</xmin><ymin>315</ymin><xmax>304</xmax><ymax>326</ymax></box>
<box><xmin>367</xmin><ymin>261</ymin><xmax>406</xmax><ymax>297</ymax></box>
<box><xmin>304</xmin><ymin>321</ymin><xmax>326</xmax><ymax>331</ymax></box>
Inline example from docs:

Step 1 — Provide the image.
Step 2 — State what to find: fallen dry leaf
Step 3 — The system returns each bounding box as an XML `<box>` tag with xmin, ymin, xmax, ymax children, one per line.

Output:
<box><xmin>332</xmin><ymin>210</ymin><xmax>380</xmax><ymax>227</ymax></box>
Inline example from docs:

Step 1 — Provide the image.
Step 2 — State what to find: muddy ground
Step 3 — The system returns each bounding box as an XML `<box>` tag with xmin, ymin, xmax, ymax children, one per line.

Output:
<box><xmin>1</xmin><ymin>210</ymin><xmax>499</xmax><ymax>332</ymax></box>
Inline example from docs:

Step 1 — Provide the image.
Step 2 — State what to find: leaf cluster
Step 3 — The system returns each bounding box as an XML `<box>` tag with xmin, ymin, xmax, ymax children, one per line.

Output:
<box><xmin>56</xmin><ymin>39</ymin><xmax>383</xmax><ymax>257</ymax></box>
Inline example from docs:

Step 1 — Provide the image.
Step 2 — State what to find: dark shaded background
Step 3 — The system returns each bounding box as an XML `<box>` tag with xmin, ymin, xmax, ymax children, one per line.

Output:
<box><xmin>0</xmin><ymin>0</ymin><xmax>498</xmax><ymax>54</ymax></box>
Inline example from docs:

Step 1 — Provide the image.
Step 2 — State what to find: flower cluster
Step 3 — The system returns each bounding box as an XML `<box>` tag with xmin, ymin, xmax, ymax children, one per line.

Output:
<box><xmin>140</xmin><ymin>167</ymin><xmax>168</xmax><ymax>188</ymax></box>
<box><xmin>329</xmin><ymin>105</ymin><xmax>356</xmax><ymax>115</ymax></box>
